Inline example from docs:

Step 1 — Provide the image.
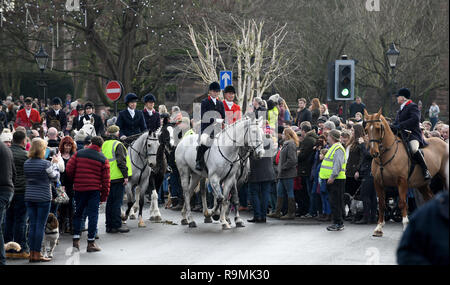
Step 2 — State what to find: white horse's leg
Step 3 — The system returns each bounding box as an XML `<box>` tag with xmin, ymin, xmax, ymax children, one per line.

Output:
<box><xmin>185</xmin><ymin>174</ymin><xmax>201</xmax><ymax>228</ymax></box>
<box><xmin>200</xmin><ymin>179</ymin><xmax>213</xmax><ymax>223</ymax></box>
<box><xmin>130</xmin><ymin>185</ymin><xmax>138</xmax><ymax>220</ymax></box>
<box><xmin>220</xmin><ymin>181</ymin><xmax>233</xmax><ymax>230</ymax></box>
<box><xmin>149</xmin><ymin>190</ymin><xmax>162</xmax><ymax>222</ymax></box>
<box><xmin>232</xmin><ymin>185</ymin><xmax>245</xmax><ymax>228</ymax></box>
<box><xmin>179</xmin><ymin>168</ymin><xmax>191</xmax><ymax>226</ymax></box>
<box><xmin>209</xmin><ymin>176</ymin><xmax>223</xmax><ymax>221</ymax></box>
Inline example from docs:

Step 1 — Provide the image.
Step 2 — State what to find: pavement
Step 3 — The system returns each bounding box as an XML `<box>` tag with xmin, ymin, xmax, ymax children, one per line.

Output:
<box><xmin>7</xmin><ymin>205</ymin><xmax>404</xmax><ymax>265</ymax></box>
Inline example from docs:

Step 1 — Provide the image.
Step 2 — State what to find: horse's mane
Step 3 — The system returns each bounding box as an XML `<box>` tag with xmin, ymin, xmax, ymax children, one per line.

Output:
<box><xmin>221</xmin><ymin>117</ymin><xmax>251</xmax><ymax>135</ymax></box>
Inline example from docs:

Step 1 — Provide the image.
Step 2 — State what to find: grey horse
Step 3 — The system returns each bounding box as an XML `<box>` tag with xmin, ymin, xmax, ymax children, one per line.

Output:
<box><xmin>175</xmin><ymin>116</ymin><xmax>265</xmax><ymax>230</ymax></box>
<box><xmin>121</xmin><ymin>126</ymin><xmax>174</xmax><ymax>228</ymax></box>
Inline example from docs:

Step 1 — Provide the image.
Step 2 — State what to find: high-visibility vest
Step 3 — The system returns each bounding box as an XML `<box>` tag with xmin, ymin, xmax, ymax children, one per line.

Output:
<box><xmin>183</xmin><ymin>129</ymin><xmax>195</xmax><ymax>139</ymax></box>
<box><xmin>319</xmin><ymin>143</ymin><xmax>346</xmax><ymax>180</ymax></box>
<box><xmin>102</xmin><ymin>140</ymin><xmax>132</xmax><ymax>180</ymax></box>
<box><xmin>268</xmin><ymin>107</ymin><xmax>279</xmax><ymax>130</ymax></box>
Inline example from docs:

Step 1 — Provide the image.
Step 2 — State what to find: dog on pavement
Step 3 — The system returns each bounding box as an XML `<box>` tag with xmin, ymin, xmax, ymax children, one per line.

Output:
<box><xmin>41</xmin><ymin>213</ymin><xmax>60</xmax><ymax>259</ymax></box>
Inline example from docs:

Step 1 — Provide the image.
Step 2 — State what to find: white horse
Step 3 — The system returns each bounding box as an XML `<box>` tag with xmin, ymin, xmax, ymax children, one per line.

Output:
<box><xmin>122</xmin><ymin>125</ymin><xmax>174</xmax><ymax>227</ymax></box>
<box><xmin>73</xmin><ymin>118</ymin><xmax>96</xmax><ymax>138</ymax></box>
<box><xmin>175</xmin><ymin>116</ymin><xmax>265</xmax><ymax>230</ymax></box>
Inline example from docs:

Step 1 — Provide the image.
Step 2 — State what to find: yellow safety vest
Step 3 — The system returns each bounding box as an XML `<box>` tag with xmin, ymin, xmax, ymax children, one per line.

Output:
<box><xmin>183</xmin><ymin>129</ymin><xmax>195</xmax><ymax>139</ymax></box>
<box><xmin>268</xmin><ymin>107</ymin><xmax>279</xmax><ymax>130</ymax></box>
<box><xmin>319</xmin><ymin>143</ymin><xmax>347</xmax><ymax>180</ymax></box>
<box><xmin>102</xmin><ymin>140</ymin><xmax>132</xmax><ymax>180</ymax></box>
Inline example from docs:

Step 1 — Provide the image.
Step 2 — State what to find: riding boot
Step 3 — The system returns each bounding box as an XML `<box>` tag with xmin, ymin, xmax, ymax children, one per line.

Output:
<box><xmin>413</xmin><ymin>150</ymin><xmax>432</xmax><ymax>181</ymax></box>
<box><xmin>267</xmin><ymin>197</ymin><xmax>283</xmax><ymax>219</ymax></box>
<box><xmin>280</xmin><ymin>198</ymin><xmax>296</xmax><ymax>220</ymax></box>
<box><xmin>195</xmin><ymin>145</ymin><xmax>208</xmax><ymax>171</ymax></box>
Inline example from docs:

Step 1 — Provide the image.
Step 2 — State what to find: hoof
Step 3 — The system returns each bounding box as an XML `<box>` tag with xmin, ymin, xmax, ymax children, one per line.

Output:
<box><xmin>138</xmin><ymin>221</ymin><xmax>146</xmax><ymax>228</ymax></box>
<box><xmin>130</xmin><ymin>214</ymin><xmax>136</xmax><ymax>220</ymax></box>
<box><xmin>149</xmin><ymin>216</ymin><xmax>162</xmax><ymax>222</ymax></box>
<box><xmin>212</xmin><ymin>215</ymin><xmax>220</xmax><ymax>221</ymax></box>
<box><xmin>222</xmin><ymin>223</ymin><xmax>231</xmax><ymax>230</ymax></box>
<box><xmin>204</xmin><ymin>217</ymin><xmax>213</xmax><ymax>224</ymax></box>
<box><xmin>189</xmin><ymin>221</ymin><xmax>197</xmax><ymax>228</ymax></box>
<box><xmin>226</xmin><ymin>218</ymin><xmax>231</xmax><ymax>225</ymax></box>
<box><xmin>121</xmin><ymin>215</ymin><xmax>128</xmax><ymax>222</ymax></box>
<box><xmin>235</xmin><ymin>222</ymin><xmax>245</xmax><ymax>228</ymax></box>
<box><xmin>122</xmin><ymin>220</ymin><xmax>127</xmax><ymax>224</ymax></box>
<box><xmin>372</xmin><ymin>231</ymin><xmax>383</xmax><ymax>237</ymax></box>
<box><xmin>181</xmin><ymin>219</ymin><xmax>189</xmax><ymax>226</ymax></box>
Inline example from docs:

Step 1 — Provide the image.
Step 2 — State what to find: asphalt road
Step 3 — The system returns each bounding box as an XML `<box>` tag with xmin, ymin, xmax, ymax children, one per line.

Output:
<box><xmin>7</xmin><ymin>205</ymin><xmax>404</xmax><ymax>265</ymax></box>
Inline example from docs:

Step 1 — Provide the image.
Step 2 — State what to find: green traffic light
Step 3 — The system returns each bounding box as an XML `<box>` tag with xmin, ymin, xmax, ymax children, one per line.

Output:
<box><xmin>341</xmin><ymin>88</ymin><xmax>350</xmax><ymax>96</ymax></box>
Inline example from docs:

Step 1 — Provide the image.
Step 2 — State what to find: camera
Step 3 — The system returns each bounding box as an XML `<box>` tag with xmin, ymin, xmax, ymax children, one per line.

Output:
<box><xmin>48</xmin><ymin>147</ymin><xmax>59</xmax><ymax>157</ymax></box>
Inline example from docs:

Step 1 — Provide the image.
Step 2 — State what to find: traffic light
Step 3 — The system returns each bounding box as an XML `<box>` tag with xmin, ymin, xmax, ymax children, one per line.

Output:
<box><xmin>334</xmin><ymin>60</ymin><xmax>355</xmax><ymax>101</ymax></box>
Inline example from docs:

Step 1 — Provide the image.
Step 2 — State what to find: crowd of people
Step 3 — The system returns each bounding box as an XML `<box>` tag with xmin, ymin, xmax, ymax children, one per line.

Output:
<box><xmin>0</xmin><ymin>85</ymin><xmax>448</xmax><ymax>265</ymax></box>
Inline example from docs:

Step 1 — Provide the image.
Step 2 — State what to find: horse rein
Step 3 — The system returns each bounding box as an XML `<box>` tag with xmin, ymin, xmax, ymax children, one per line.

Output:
<box><xmin>218</xmin><ymin>120</ymin><xmax>263</xmax><ymax>165</ymax></box>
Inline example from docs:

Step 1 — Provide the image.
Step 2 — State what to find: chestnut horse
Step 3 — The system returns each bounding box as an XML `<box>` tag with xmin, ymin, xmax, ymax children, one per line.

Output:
<box><xmin>364</xmin><ymin>109</ymin><xmax>449</xmax><ymax>237</ymax></box>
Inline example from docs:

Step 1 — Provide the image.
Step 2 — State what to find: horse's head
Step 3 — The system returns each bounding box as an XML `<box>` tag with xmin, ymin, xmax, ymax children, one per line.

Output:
<box><xmin>247</xmin><ymin>117</ymin><xmax>265</xmax><ymax>159</ymax></box>
<box><xmin>81</xmin><ymin>120</ymin><xmax>96</xmax><ymax>137</ymax></box>
<box><xmin>146</xmin><ymin>131</ymin><xmax>160</xmax><ymax>168</ymax></box>
<box><xmin>159</xmin><ymin>124</ymin><xmax>175</xmax><ymax>150</ymax></box>
<box><xmin>364</xmin><ymin>108</ymin><xmax>385</xmax><ymax>158</ymax></box>
<box><xmin>47</xmin><ymin>115</ymin><xmax>61</xmax><ymax>132</ymax></box>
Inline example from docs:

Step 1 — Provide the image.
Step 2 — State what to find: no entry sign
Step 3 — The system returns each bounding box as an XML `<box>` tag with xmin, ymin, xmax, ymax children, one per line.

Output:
<box><xmin>106</xmin><ymin>81</ymin><xmax>123</xmax><ymax>102</ymax></box>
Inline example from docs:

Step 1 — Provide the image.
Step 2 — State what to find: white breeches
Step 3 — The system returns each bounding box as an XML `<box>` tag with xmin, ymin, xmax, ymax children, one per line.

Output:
<box><xmin>408</xmin><ymin>140</ymin><xmax>420</xmax><ymax>154</ymax></box>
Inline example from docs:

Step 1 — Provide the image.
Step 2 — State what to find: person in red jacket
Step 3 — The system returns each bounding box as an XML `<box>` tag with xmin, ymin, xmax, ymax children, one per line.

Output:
<box><xmin>14</xmin><ymin>97</ymin><xmax>41</xmax><ymax>129</ymax></box>
<box><xmin>66</xmin><ymin>136</ymin><xmax>110</xmax><ymax>253</ymax></box>
<box><xmin>223</xmin><ymin>85</ymin><xmax>242</xmax><ymax>125</ymax></box>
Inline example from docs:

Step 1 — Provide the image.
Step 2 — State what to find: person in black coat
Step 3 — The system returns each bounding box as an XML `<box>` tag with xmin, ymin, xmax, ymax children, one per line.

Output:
<box><xmin>196</xmin><ymin>82</ymin><xmax>225</xmax><ymax>171</ymax></box>
<box><xmin>391</xmin><ymin>88</ymin><xmax>431</xmax><ymax>180</ymax></box>
<box><xmin>84</xmin><ymin>102</ymin><xmax>105</xmax><ymax>136</ymax></box>
<box><xmin>116</xmin><ymin>93</ymin><xmax>147</xmax><ymax>139</ymax></box>
<box><xmin>142</xmin><ymin>93</ymin><xmax>161</xmax><ymax>133</ymax></box>
<box><xmin>295</xmin><ymin>98</ymin><xmax>312</xmax><ymax>128</ymax></box>
<box><xmin>71</xmin><ymin>104</ymin><xmax>85</xmax><ymax>131</ymax></box>
<box><xmin>397</xmin><ymin>191</ymin><xmax>449</xmax><ymax>265</ymax></box>
<box><xmin>46</xmin><ymin>97</ymin><xmax>67</xmax><ymax>133</ymax></box>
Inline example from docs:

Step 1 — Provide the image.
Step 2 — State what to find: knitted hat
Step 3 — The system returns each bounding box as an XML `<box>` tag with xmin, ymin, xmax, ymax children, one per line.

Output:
<box><xmin>328</xmin><ymin>129</ymin><xmax>341</xmax><ymax>142</ymax></box>
<box><xmin>0</xmin><ymin>129</ymin><xmax>12</xmax><ymax>143</ymax></box>
<box><xmin>181</xmin><ymin>117</ymin><xmax>190</xmax><ymax>126</ymax></box>
<box><xmin>107</xmin><ymin>125</ymin><xmax>120</xmax><ymax>134</ymax></box>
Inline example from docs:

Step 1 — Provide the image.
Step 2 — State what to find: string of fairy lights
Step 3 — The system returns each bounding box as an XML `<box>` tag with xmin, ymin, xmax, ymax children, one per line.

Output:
<box><xmin>0</xmin><ymin>0</ymin><xmax>195</xmax><ymax>48</ymax></box>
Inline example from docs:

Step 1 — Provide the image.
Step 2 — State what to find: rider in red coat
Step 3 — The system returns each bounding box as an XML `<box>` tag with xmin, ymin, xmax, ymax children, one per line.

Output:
<box><xmin>222</xmin><ymin>85</ymin><xmax>242</xmax><ymax>125</ymax></box>
<box><xmin>14</xmin><ymin>97</ymin><xmax>41</xmax><ymax>129</ymax></box>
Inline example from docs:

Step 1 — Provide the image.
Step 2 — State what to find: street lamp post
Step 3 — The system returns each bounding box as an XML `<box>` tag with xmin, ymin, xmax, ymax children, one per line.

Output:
<box><xmin>386</xmin><ymin>42</ymin><xmax>400</xmax><ymax>118</ymax></box>
<box><xmin>34</xmin><ymin>45</ymin><xmax>49</xmax><ymax>109</ymax></box>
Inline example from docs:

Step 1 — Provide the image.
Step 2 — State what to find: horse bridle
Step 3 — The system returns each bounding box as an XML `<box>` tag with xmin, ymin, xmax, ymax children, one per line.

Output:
<box><xmin>366</xmin><ymin>118</ymin><xmax>401</xmax><ymax>185</ymax></box>
<box><xmin>129</xmin><ymin>132</ymin><xmax>159</xmax><ymax>169</ymax></box>
<box><xmin>218</xmin><ymin>120</ymin><xmax>263</xmax><ymax>164</ymax></box>
<box><xmin>366</xmin><ymin>119</ymin><xmax>397</xmax><ymax>155</ymax></box>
